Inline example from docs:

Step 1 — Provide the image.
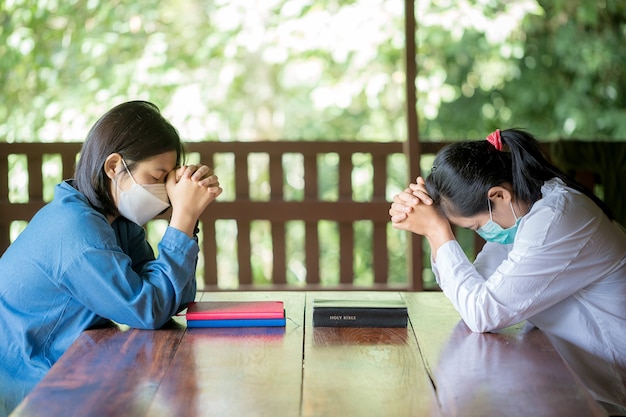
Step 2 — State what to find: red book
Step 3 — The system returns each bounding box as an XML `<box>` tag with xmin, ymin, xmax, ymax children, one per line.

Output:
<box><xmin>186</xmin><ymin>301</ymin><xmax>285</xmax><ymax>320</ymax></box>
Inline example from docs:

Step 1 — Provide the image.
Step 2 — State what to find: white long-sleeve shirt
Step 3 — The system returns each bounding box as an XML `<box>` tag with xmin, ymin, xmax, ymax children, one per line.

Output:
<box><xmin>432</xmin><ymin>178</ymin><xmax>626</xmax><ymax>414</ymax></box>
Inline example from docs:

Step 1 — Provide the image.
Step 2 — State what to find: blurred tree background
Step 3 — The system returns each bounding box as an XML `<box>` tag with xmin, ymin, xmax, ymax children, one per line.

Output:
<box><xmin>2</xmin><ymin>0</ymin><xmax>624</xmax><ymax>143</ymax></box>
<box><xmin>1</xmin><ymin>0</ymin><xmax>624</xmax><ymax>288</ymax></box>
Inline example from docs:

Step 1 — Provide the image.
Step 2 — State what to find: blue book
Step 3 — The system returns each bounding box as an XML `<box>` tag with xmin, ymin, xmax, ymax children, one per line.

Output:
<box><xmin>186</xmin><ymin>317</ymin><xmax>286</xmax><ymax>328</ymax></box>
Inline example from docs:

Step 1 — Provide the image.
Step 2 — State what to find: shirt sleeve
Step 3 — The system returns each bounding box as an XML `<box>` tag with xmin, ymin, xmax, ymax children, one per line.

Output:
<box><xmin>472</xmin><ymin>242</ymin><xmax>512</xmax><ymax>278</ymax></box>
<box><xmin>56</xmin><ymin>226</ymin><xmax>198</xmax><ymax>329</ymax></box>
<box><xmin>433</xmin><ymin>195</ymin><xmax>608</xmax><ymax>333</ymax></box>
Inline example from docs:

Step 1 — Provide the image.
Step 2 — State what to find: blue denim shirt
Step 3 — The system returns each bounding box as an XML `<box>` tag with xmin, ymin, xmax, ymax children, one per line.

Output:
<box><xmin>0</xmin><ymin>181</ymin><xmax>198</xmax><ymax>415</ymax></box>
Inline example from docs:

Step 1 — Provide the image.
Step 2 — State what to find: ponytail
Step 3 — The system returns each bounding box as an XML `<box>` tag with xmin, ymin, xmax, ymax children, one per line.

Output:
<box><xmin>426</xmin><ymin>128</ymin><xmax>613</xmax><ymax>220</ymax></box>
<box><xmin>502</xmin><ymin>129</ymin><xmax>613</xmax><ymax>219</ymax></box>
<box><xmin>502</xmin><ymin>129</ymin><xmax>555</xmax><ymax>202</ymax></box>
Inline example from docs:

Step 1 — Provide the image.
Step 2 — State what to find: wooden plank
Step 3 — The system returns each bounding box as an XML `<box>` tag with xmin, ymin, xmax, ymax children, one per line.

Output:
<box><xmin>372</xmin><ymin>153</ymin><xmax>390</xmax><ymax>285</ymax></box>
<box><xmin>372</xmin><ymin>222</ymin><xmax>388</xmax><ymax>285</ymax></box>
<box><xmin>27</xmin><ymin>153</ymin><xmax>43</xmax><ymax>200</ymax></box>
<box><xmin>0</xmin><ymin>141</ymin><xmax>408</xmax><ymax>157</ymax></box>
<box><xmin>0</xmin><ymin>149</ymin><xmax>8</xmax><ymax>199</ymax></box>
<box><xmin>0</xmin><ymin>150</ymin><xmax>8</xmax><ymax>252</ymax></box>
<box><xmin>339</xmin><ymin>223</ymin><xmax>353</xmax><ymax>284</ymax></box>
<box><xmin>272</xmin><ymin>222</ymin><xmax>287</xmax><ymax>285</ymax></box>
<box><xmin>269</xmin><ymin>152</ymin><xmax>283</xmax><ymax>199</ymax></box>
<box><xmin>0</xmin><ymin>143</ymin><xmax>83</xmax><ymax>154</ymax></box>
<box><xmin>0</xmin><ymin>202</ymin><xmax>44</xmax><ymax>219</ymax></box>
<box><xmin>338</xmin><ymin>153</ymin><xmax>352</xmax><ymax>199</ymax></box>
<box><xmin>337</xmin><ymin>153</ymin><xmax>354</xmax><ymax>284</ymax></box>
<box><xmin>404</xmin><ymin>292</ymin><xmax>608</xmax><ymax>417</ymax></box>
<box><xmin>144</xmin><ymin>292</ymin><xmax>305</xmax><ymax>417</ymax></box>
<box><xmin>303</xmin><ymin>154</ymin><xmax>321</xmax><ymax>285</ymax></box>
<box><xmin>12</xmin><ymin>325</ymin><xmax>185</xmax><ymax>417</ymax></box>
<box><xmin>236</xmin><ymin>221</ymin><xmax>253</xmax><ymax>286</ymax></box>
<box><xmin>372</xmin><ymin>153</ymin><xmax>386</xmax><ymax>198</ymax></box>
<box><xmin>234</xmin><ymin>151</ymin><xmax>249</xmax><ymax>199</ymax></box>
<box><xmin>60</xmin><ymin>151</ymin><xmax>77</xmax><ymax>180</ymax></box>
<box><xmin>199</xmin><ymin>200</ymin><xmax>392</xmax><ymax>221</ymax></box>
<box><xmin>268</xmin><ymin>153</ymin><xmax>286</xmax><ymax>285</ymax></box>
<box><xmin>201</xmin><ymin>220</ymin><xmax>218</xmax><ymax>288</ymax></box>
<box><xmin>301</xmin><ymin>291</ymin><xmax>439</xmax><ymax>417</ymax></box>
<box><xmin>186</xmin><ymin>141</ymin><xmax>405</xmax><ymax>155</ymax></box>
<box><xmin>304</xmin><ymin>222</ymin><xmax>320</xmax><ymax>285</ymax></box>
<box><xmin>303</xmin><ymin>153</ymin><xmax>318</xmax><ymax>199</ymax></box>
<box><xmin>198</xmin><ymin>200</ymin><xmax>392</xmax><ymax>222</ymax></box>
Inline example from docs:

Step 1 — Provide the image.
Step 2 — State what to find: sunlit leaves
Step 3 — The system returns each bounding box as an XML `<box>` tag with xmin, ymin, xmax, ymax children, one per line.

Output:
<box><xmin>0</xmin><ymin>0</ymin><xmax>624</xmax><ymax>142</ymax></box>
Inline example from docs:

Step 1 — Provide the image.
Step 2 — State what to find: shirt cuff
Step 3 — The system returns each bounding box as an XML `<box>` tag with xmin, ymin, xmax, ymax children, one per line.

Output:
<box><xmin>161</xmin><ymin>226</ymin><xmax>199</xmax><ymax>256</ymax></box>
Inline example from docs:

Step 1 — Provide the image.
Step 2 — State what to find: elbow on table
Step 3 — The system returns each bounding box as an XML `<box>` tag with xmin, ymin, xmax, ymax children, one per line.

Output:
<box><xmin>123</xmin><ymin>315</ymin><xmax>169</xmax><ymax>330</ymax></box>
<box><xmin>462</xmin><ymin>314</ymin><xmax>510</xmax><ymax>333</ymax></box>
<box><xmin>458</xmin><ymin>295</ymin><xmax>520</xmax><ymax>333</ymax></box>
<box><xmin>139</xmin><ymin>317</ymin><xmax>172</xmax><ymax>330</ymax></box>
<box><xmin>464</xmin><ymin>320</ymin><xmax>496</xmax><ymax>333</ymax></box>
<box><xmin>123</xmin><ymin>302</ymin><xmax>179</xmax><ymax>330</ymax></box>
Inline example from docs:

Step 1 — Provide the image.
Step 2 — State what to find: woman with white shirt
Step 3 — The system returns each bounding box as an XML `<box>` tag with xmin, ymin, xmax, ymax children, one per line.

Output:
<box><xmin>389</xmin><ymin>128</ymin><xmax>626</xmax><ymax>415</ymax></box>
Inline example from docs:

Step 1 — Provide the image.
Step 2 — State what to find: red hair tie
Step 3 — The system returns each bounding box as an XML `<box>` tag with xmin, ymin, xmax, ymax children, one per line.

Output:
<box><xmin>486</xmin><ymin>129</ymin><xmax>502</xmax><ymax>151</ymax></box>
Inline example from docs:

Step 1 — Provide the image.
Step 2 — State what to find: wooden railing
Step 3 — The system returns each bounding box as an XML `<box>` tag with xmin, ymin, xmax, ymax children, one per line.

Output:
<box><xmin>3</xmin><ymin>140</ymin><xmax>614</xmax><ymax>292</ymax></box>
<box><xmin>1</xmin><ymin>141</ymin><xmax>452</xmax><ymax>291</ymax></box>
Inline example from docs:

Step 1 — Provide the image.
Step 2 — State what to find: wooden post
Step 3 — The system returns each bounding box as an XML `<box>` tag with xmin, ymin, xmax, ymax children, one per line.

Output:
<box><xmin>404</xmin><ymin>0</ymin><xmax>423</xmax><ymax>291</ymax></box>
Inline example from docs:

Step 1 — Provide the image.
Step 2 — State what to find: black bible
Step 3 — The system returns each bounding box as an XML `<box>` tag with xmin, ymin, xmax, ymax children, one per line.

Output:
<box><xmin>312</xmin><ymin>299</ymin><xmax>408</xmax><ymax>328</ymax></box>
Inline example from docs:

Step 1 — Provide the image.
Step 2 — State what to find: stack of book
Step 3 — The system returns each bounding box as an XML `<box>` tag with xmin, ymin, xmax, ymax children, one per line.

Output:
<box><xmin>185</xmin><ymin>301</ymin><xmax>286</xmax><ymax>328</ymax></box>
<box><xmin>312</xmin><ymin>299</ymin><xmax>408</xmax><ymax>328</ymax></box>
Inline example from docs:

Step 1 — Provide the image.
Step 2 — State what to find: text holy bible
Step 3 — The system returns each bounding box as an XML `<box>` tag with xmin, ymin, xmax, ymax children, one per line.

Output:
<box><xmin>312</xmin><ymin>299</ymin><xmax>408</xmax><ymax>328</ymax></box>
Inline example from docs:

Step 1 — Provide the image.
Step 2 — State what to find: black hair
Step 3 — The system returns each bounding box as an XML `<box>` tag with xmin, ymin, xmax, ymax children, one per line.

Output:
<box><xmin>425</xmin><ymin>128</ymin><xmax>613</xmax><ymax>219</ymax></box>
<box><xmin>74</xmin><ymin>100</ymin><xmax>186</xmax><ymax>217</ymax></box>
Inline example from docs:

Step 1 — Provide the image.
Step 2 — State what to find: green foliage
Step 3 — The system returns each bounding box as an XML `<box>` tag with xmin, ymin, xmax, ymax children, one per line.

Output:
<box><xmin>2</xmin><ymin>1</ymin><xmax>625</xmax><ymax>142</ymax></box>
<box><xmin>1</xmin><ymin>0</ymin><xmax>164</xmax><ymax>141</ymax></box>
<box><xmin>2</xmin><ymin>0</ymin><xmax>625</xmax><ymax>288</ymax></box>
<box><xmin>422</xmin><ymin>0</ymin><xmax>626</xmax><ymax>140</ymax></box>
<box><xmin>512</xmin><ymin>0</ymin><xmax>626</xmax><ymax>138</ymax></box>
<box><xmin>0</xmin><ymin>0</ymin><xmax>407</xmax><ymax>142</ymax></box>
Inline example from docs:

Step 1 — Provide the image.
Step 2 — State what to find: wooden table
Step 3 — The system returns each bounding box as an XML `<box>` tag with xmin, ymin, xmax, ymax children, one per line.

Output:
<box><xmin>12</xmin><ymin>292</ymin><xmax>608</xmax><ymax>417</ymax></box>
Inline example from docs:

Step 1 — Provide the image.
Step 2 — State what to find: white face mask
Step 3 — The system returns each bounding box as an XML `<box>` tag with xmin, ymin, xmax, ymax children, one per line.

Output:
<box><xmin>115</xmin><ymin>159</ymin><xmax>170</xmax><ymax>226</ymax></box>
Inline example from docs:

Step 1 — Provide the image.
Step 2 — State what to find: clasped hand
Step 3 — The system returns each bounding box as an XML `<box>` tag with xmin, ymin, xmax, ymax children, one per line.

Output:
<box><xmin>389</xmin><ymin>176</ymin><xmax>447</xmax><ymax>238</ymax></box>
<box><xmin>166</xmin><ymin>164</ymin><xmax>222</xmax><ymax>236</ymax></box>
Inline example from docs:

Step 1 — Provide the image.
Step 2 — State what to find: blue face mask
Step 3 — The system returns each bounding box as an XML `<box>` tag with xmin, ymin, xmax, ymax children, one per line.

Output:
<box><xmin>476</xmin><ymin>200</ymin><xmax>521</xmax><ymax>244</ymax></box>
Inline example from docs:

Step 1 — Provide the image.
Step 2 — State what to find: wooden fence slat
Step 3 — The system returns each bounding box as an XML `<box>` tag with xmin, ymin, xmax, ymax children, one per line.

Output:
<box><xmin>234</xmin><ymin>152</ymin><xmax>249</xmax><ymax>199</ymax></box>
<box><xmin>61</xmin><ymin>152</ymin><xmax>77</xmax><ymax>180</ymax></box>
<box><xmin>373</xmin><ymin>224</ymin><xmax>388</xmax><ymax>285</ymax></box>
<box><xmin>305</xmin><ymin>222</ymin><xmax>320</xmax><ymax>285</ymax></box>
<box><xmin>272</xmin><ymin>223</ymin><xmax>287</xmax><ymax>285</ymax></box>
<box><xmin>202</xmin><ymin>220</ymin><xmax>218</xmax><ymax>288</ymax></box>
<box><xmin>372</xmin><ymin>153</ymin><xmax>390</xmax><ymax>285</ymax></box>
<box><xmin>372</xmin><ymin>154</ymin><xmax>386</xmax><ymax>198</ymax></box>
<box><xmin>0</xmin><ymin>150</ymin><xmax>9</xmax><ymax>251</ymax></box>
<box><xmin>339</xmin><ymin>223</ymin><xmax>354</xmax><ymax>285</ymax></box>
<box><xmin>0</xmin><ymin>152</ymin><xmax>8</xmax><ymax>199</ymax></box>
<box><xmin>338</xmin><ymin>153</ymin><xmax>352</xmax><ymax>199</ymax></box>
<box><xmin>236</xmin><ymin>221</ymin><xmax>252</xmax><ymax>286</ymax></box>
<box><xmin>28</xmin><ymin>154</ymin><xmax>43</xmax><ymax>200</ymax></box>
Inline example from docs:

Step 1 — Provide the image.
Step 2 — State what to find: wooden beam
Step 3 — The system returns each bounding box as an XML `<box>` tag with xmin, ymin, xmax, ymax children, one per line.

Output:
<box><xmin>404</xmin><ymin>0</ymin><xmax>423</xmax><ymax>291</ymax></box>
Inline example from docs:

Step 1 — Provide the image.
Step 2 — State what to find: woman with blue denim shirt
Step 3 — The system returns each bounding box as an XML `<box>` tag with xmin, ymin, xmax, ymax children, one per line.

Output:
<box><xmin>390</xmin><ymin>129</ymin><xmax>626</xmax><ymax>415</ymax></box>
<box><xmin>0</xmin><ymin>100</ymin><xmax>222</xmax><ymax>416</ymax></box>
